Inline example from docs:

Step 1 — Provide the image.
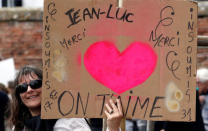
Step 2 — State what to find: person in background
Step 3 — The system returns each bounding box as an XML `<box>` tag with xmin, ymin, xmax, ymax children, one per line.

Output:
<box><xmin>154</xmin><ymin>68</ymin><xmax>207</xmax><ymax>131</ymax></box>
<box><xmin>0</xmin><ymin>83</ymin><xmax>9</xmax><ymax>94</ymax></box>
<box><xmin>0</xmin><ymin>82</ymin><xmax>13</xmax><ymax>131</ymax></box>
<box><xmin>154</xmin><ymin>88</ymin><xmax>205</xmax><ymax>131</ymax></box>
<box><xmin>126</xmin><ymin>119</ymin><xmax>147</xmax><ymax>131</ymax></box>
<box><xmin>197</xmin><ymin>68</ymin><xmax>208</xmax><ymax>131</ymax></box>
<box><xmin>11</xmin><ymin>65</ymin><xmax>123</xmax><ymax>131</ymax></box>
<box><xmin>0</xmin><ymin>83</ymin><xmax>10</xmax><ymax>131</ymax></box>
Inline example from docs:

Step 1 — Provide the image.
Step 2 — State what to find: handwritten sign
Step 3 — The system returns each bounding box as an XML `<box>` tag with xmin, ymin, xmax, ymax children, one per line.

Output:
<box><xmin>41</xmin><ymin>0</ymin><xmax>197</xmax><ymax>121</ymax></box>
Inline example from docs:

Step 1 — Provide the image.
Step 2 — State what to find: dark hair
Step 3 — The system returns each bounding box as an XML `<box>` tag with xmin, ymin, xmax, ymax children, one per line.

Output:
<box><xmin>12</xmin><ymin>65</ymin><xmax>42</xmax><ymax>131</ymax></box>
<box><xmin>0</xmin><ymin>83</ymin><xmax>11</xmax><ymax>125</ymax></box>
<box><xmin>0</xmin><ymin>83</ymin><xmax>9</xmax><ymax>94</ymax></box>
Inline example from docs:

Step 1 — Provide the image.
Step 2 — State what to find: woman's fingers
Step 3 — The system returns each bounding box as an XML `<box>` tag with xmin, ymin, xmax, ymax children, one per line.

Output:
<box><xmin>109</xmin><ymin>99</ymin><xmax>119</xmax><ymax>113</ymax></box>
<box><xmin>104</xmin><ymin>110</ymin><xmax>111</xmax><ymax>118</ymax></box>
<box><xmin>105</xmin><ymin>99</ymin><xmax>123</xmax><ymax>119</ymax></box>
<box><xmin>116</xmin><ymin>98</ymin><xmax>123</xmax><ymax>114</ymax></box>
<box><xmin>105</xmin><ymin>102</ymin><xmax>113</xmax><ymax>113</ymax></box>
<box><xmin>105</xmin><ymin>99</ymin><xmax>123</xmax><ymax>131</ymax></box>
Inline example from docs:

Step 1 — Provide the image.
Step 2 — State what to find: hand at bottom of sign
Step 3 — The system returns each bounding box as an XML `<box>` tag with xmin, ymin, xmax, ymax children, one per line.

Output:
<box><xmin>105</xmin><ymin>98</ymin><xmax>123</xmax><ymax>131</ymax></box>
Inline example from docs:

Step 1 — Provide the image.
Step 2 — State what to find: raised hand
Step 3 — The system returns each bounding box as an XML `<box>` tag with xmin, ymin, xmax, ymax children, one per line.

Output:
<box><xmin>105</xmin><ymin>98</ymin><xmax>123</xmax><ymax>131</ymax></box>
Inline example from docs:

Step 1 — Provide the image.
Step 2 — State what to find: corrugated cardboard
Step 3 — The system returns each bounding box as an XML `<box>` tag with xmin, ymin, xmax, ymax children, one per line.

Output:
<box><xmin>41</xmin><ymin>0</ymin><xmax>197</xmax><ymax>121</ymax></box>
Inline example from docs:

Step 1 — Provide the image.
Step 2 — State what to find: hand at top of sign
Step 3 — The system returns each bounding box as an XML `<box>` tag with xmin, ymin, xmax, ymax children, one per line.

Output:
<box><xmin>105</xmin><ymin>99</ymin><xmax>123</xmax><ymax>131</ymax></box>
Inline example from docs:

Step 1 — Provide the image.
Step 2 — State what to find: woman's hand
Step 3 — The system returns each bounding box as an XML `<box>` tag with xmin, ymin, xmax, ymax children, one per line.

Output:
<box><xmin>104</xmin><ymin>98</ymin><xmax>123</xmax><ymax>131</ymax></box>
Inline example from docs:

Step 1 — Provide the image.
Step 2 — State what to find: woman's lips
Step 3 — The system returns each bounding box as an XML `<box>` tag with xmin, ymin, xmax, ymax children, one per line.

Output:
<box><xmin>27</xmin><ymin>95</ymin><xmax>39</xmax><ymax>99</ymax></box>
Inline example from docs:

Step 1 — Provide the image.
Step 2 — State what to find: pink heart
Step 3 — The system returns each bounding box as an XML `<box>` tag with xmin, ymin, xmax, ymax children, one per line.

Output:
<box><xmin>84</xmin><ymin>41</ymin><xmax>157</xmax><ymax>94</ymax></box>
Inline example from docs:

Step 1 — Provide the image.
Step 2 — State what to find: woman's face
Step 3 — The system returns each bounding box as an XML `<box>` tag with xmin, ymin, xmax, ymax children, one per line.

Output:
<box><xmin>18</xmin><ymin>73</ymin><xmax>42</xmax><ymax>111</ymax></box>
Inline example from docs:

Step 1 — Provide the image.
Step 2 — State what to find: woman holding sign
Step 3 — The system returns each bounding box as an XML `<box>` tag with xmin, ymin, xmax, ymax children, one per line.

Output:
<box><xmin>11</xmin><ymin>65</ymin><xmax>123</xmax><ymax>131</ymax></box>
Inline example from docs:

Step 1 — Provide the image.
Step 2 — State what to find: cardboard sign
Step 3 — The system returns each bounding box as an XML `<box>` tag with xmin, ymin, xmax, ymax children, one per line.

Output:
<box><xmin>0</xmin><ymin>58</ymin><xmax>15</xmax><ymax>87</ymax></box>
<box><xmin>42</xmin><ymin>0</ymin><xmax>197</xmax><ymax>121</ymax></box>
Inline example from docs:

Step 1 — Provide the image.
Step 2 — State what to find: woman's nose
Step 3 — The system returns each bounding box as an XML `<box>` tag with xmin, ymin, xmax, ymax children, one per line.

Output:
<box><xmin>27</xmin><ymin>85</ymin><xmax>33</xmax><ymax>92</ymax></box>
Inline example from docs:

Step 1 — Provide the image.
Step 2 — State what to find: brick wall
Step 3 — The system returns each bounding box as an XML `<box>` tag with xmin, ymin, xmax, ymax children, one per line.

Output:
<box><xmin>0</xmin><ymin>8</ymin><xmax>42</xmax><ymax>69</ymax></box>
<box><xmin>198</xmin><ymin>17</ymin><xmax>208</xmax><ymax>36</ymax></box>
<box><xmin>0</xmin><ymin>7</ymin><xmax>207</xmax><ymax>70</ymax></box>
<box><xmin>197</xmin><ymin>1</ymin><xmax>208</xmax><ymax>68</ymax></box>
<box><xmin>0</xmin><ymin>22</ymin><xmax>42</xmax><ymax>69</ymax></box>
<box><xmin>197</xmin><ymin>46</ymin><xmax>208</xmax><ymax>68</ymax></box>
<box><xmin>198</xmin><ymin>15</ymin><xmax>208</xmax><ymax>68</ymax></box>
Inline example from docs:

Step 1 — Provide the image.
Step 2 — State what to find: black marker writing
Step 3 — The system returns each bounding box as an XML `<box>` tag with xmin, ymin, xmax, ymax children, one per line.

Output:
<box><xmin>50</xmin><ymin>90</ymin><xmax>58</xmax><ymax>100</ymax></box>
<box><xmin>166</xmin><ymin>51</ymin><xmax>180</xmax><ymax>80</ymax></box>
<box><xmin>124</xmin><ymin>96</ymin><xmax>131</xmax><ymax>116</ymax></box>
<box><xmin>181</xmin><ymin>108</ymin><xmax>192</xmax><ymax>121</ymax></box>
<box><xmin>65</xmin><ymin>8</ymin><xmax>82</xmax><ymax>28</ymax></box>
<box><xmin>183</xmin><ymin>7</ymin><xmax>195</xmax><ymax>120</ymax></box>
<box><xmin>65</xmin><ymin>4</ymin><xmax>134</xmax><ymax>28</ymax></box>
<box><xmin>149</xmin><ymin>96</ymin><xmax>164</xmax><ymax>118</ymax></box>
<box><xmin>44</xmin><ymin>101</ymin><xmax>53</xmax><ymax>112</ymax></box>
<box><xmin>97</xmin><ymin>94</ymin><xmax>110</xmax><ymax>115</ymax></box>
<box><xmin>58</xmin><ymin>91</ymin><xmax>74</xmax><ymax>116</ymax></box>
<box><xmin>48</xmin><ymin>1</ymin><xmax>57</xmax><ymax>21</ymax></box>
<box><xmin>59</xmin><ymin>28</ymin><xmax>86</xmax><ymax>49</ymax></box>
<box><xmin>149</xmin><ymin>6</ymin><xmax>177</xmax><ymax>48</ymax></box>
<box><xmin>132</xmin><ymin>96</ymin><xmax>150</xmax><ymax>118</ymax></box>
<box><xmin>75</xmin><ymin>92</ymin><xmax>89</xmax><ymax>115</ymax></box>
<box><xmin>45</xmin><ymin>80</ymin><xmax>51</xmax><ymax>89</ymax></box>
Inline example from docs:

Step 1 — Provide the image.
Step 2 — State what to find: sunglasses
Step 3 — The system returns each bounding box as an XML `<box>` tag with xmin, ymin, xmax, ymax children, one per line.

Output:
<box><xmin>16</xmin><ymin>80</ymin><xmax>42</xmax><ymax>94</ymax></box>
